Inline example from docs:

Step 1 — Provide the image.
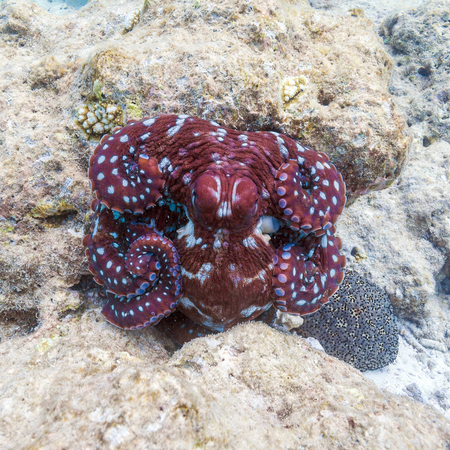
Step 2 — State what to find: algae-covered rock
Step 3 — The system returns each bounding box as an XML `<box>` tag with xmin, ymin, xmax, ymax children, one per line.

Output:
<box><xmin>30</xmin><ymin>198</ymin><xmax>78</xmax><ymax>219</ymax></box>
<box><xmin>0</xmin><ymin>0</ymin><xmax>448</xmax><ymax>441</ymax></box>
<box><xmin>76</xmin><ymin>0</ymin><xmax>409</xmax><ymax>198</ymax></box>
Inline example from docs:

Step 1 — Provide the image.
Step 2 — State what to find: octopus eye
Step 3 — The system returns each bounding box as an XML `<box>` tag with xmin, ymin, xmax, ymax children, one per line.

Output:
<box><xmin>191</xmin><ymin>173</ymin><xmax>221</xmax><ymax>224</ymax></box>
<box><xmin>232</xmin><ymin>177</ymin><xmax>259</xmax><ymax>222</ymax></box>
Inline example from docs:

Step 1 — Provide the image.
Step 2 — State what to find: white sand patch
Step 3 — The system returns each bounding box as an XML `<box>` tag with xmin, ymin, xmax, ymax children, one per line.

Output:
<box><xmin>364</xmin><ymin>336</ymin><xmax>450</xmax><ymax>420</ymax></box>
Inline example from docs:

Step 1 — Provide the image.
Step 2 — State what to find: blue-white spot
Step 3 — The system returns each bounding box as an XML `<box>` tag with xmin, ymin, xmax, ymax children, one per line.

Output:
<box><xmin>167</xmin><ymin>126</ymin><xmax>181</xmax><ymax>137</ymax></box>
<box><xmin>143</xmin><ymin>118</ymin><xmax>156</xmax><ymax>127</ymax></box>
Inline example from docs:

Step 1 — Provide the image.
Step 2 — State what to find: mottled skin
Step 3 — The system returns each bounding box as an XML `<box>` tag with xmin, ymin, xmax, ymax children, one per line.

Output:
<box><xmin>83</xmin><ymin>115</ymin><xmax>346</xmax><ymax>331</ymax></box>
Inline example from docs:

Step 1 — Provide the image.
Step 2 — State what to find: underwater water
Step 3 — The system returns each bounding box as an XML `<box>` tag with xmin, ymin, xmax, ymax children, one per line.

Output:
<box><xmin>21</xmin><ymin>0</ymin><xmax>88</xmax><ymax>15</ymax></box>
<box><xmin>0</xmin><ymin>0</ymin><xmax>449</xmax><ymax>447</ymax></box>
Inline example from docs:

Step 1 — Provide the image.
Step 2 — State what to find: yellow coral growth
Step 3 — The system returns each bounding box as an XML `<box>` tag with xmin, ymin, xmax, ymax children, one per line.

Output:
<box><xmin>31</xmin><ymin>199</ymin><xmax>77</xmax><ymax>219</ymax></box>
<box><xmin>280</xmin><ymin>76</ymin><xmax>308</xmax><ymax>107</ymax></box>
<box><xmin>75</xmin><ymin>101</ymin><xmax>124</xmax><ymax>138</ymax></box>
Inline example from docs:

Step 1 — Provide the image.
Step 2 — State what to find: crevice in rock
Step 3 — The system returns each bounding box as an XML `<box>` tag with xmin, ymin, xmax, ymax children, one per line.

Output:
<box><xmin>70</xmin><ymin>275</ymin><xmax>103</xmax><ymax>310</ymax></box>
<box><xmin>0</xmin><ymin>307</ymin><xmax>39</xmax><ymax>336</ymax></box>
<box><xmin>71</xmin><ymin>274</ymin><xmax>98</xmax><ymax>293</ymax></box>
<box><xmin>317</xmin><ymin>89</ymin><xmax>334</xmax><ymax>106</ymax></box>
<box><xmin>436</xmin><ymin>258</ymin><xmax>450</xmax><ymax>295</ymax></box>
<box><xmin>418</xmin><ymin>66</ymin><xmax>431</xmax><ymax>77</ymax></box>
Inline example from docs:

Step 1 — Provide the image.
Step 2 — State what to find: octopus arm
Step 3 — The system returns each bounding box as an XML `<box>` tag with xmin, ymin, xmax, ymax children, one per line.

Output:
<box><xmin>272</xmin><ymin>228</ymin><xmax>346</xmax><ymax>315</ymax></box>
<box><xmin>88</xmin><ymin>116</ymin><xmax>190</xmax><ymax>214</ymax></box>
<box><xmin>273</xmin><ymin>150</ymin><xmax>346</xmax><ymax>232</ymax></box>
<box><xmin>270</xmin><ymin>141</ymin><xmax>347</xmax><ymax>315</ymax></box>
<box><xmin>83</xmin><ymin>202</ymin><xmax>182</xmax><ymax>329</ymax></box>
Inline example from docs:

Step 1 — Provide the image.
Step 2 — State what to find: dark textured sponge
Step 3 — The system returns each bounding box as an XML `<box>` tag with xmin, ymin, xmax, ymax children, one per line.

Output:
<box><xmin>299</xmin><ymin>269</ymin><xmax>399</xmax><ymax>371</ymax></box>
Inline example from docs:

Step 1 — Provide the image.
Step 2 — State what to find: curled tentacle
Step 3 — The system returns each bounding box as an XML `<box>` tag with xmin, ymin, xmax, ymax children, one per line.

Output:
<box><xmin>125</xmin><ymin>238</ymin><xmax>161</xmax><ymax>280</ymax></box>
<box><xmin>83</xmin><ymin>202</ymin><xmax>183</xmax><ymax>329</ymax></box>
<box><xmin>273</xmin><ymin>150</ymin><xmax>346</xmax><ymax>232</ymax></box>
<box><xmin>272</xmin><ymin>228</ymin><xmax>346</xmax><ymax>315</ymax></box>
<box><xmin>88</xmin><ymin>120</ymin><xmax>166</xmax><ymax>214</ymax></box>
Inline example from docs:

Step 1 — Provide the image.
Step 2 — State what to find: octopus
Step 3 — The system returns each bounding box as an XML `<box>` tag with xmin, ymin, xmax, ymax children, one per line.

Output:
<box><xmin>83</xmin><ymin>114</ymin><xmax>347</xmax><ymax>332</ymax></box>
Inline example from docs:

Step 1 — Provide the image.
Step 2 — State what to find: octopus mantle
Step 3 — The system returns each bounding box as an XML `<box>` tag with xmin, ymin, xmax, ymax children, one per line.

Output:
<box><xmin>83</xmin><ymin>115</ymin><xmax>346</xmax><ymax>331</ymax></box>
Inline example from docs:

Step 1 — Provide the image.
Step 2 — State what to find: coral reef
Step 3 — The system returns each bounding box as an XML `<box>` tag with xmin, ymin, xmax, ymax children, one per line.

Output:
<box><xmin>74</xmin><ymin>0</ymin><xmax>410</xmax><ymax>199</ymax></box>
<box><xmin>0</xmin><ymin>0</ymin><xmax>448</xmax><ymax>439</ymax></box>
<box><xmin>300</xmin><ymin>269</ymin><xmax>399</xmax><ymax>371</ymax></box>
<box><xmin>0</xmin><ymin>0</ymin><xmax>410</xmax><ymax>324</ymax></box>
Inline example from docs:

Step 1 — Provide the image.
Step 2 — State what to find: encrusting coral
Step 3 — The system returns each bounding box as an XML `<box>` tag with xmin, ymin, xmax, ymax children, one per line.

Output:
<box><xmin>300</xmin><ymin>269</ymin><xmax>399</xmax><ymax>371</ymax></box>
<box><xmin>75</xmin><ymin>80</ymin><xmax>124</xmax><ymax>138</ymax></box>
<box><xmin>30</xmin><ymin>199</ymin><xmax>77</xmax><ymax>219</ymax></box>
<box><xmin>75</xmin><ymin>102</ymin><xmax>124</xmax><ymax>137</ymax></box>
<box><xmin>123</xmin><ymin>9</ymin><xmax>141</xmax><ymax>33</ymax></box>
<box><xmin>280</xmin><ymin>76</ymin><xmax>309</xmax><ymax>107</ymax></box>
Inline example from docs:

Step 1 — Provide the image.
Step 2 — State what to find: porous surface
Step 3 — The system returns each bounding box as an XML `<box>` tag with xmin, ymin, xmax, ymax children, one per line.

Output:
<box><xmin>380</xmin><ymin>0</ymin><xmax>450</xmax><ymax>145</ymax></box>
<box><xmin>338</xmin><ymin>138</ymin><xmax>450</xmax><ymax>324</ymax></box>
<box><xmin>1</xmin><ymin>320</ymin><xmax>449</xmax><ymax>449</ymax></box>
<box><xmin>300</xmin><ymin>269</ymin><xmax>399</xmax><ymax>371</ymax></box>
<box><xmin>0</xmin><ymin>0</ymin><xmax>408</xmax><ymax>335</ymax></box>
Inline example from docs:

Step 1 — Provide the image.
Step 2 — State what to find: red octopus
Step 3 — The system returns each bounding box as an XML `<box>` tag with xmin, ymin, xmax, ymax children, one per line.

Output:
<box><xmin>83</xmin><ymin>114</ymin><xmax>346</xmax><ymax>331</ymax></box>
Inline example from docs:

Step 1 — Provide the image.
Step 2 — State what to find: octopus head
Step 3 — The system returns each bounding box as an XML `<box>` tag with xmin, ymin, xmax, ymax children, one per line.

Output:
<box><xmin>190</xmin><ymin>170</ymin><xmax>260</xmax><ymax>232</ymax></box>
